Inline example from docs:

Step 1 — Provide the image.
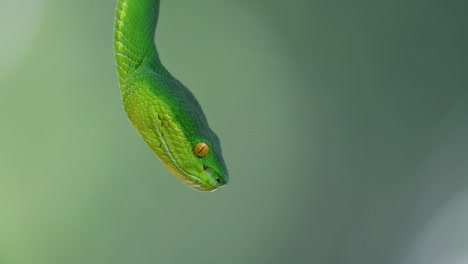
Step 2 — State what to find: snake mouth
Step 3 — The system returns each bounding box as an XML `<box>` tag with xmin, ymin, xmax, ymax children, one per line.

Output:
<box><xmin>204</xmin><ymin>164</ymin><xmax>227</xmax><ymax>187</ymax></box>
<box><xmin>176</xmin><ymin>164</ymin><xmax>220</xmax><ymax>192</ymax></box>
<box><xmin>203</xmin><ymin>164</ymin><xmax>220</xmax><ymax>184</ymax></box>
<box><xmin>184</xmin><ymin>164</ymin><xmax>224</xmax><ymax>192</ymax></box>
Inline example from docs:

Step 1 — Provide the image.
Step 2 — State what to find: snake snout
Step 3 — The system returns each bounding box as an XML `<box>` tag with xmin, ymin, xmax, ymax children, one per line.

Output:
<box><xmin>213</xmin><ymin>175</ymin><xmax>227</xmax><ymax>186</ymax></box>
<box><xmin>203</xmin><ymin>164</ymin><xmax>227</xmax><ymax>187</ymax></box>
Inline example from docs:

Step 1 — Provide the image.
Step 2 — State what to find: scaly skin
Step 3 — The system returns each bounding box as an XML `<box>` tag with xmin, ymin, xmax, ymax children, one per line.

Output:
<box><xmin>114</xmin><ymin>0</ymin><xmax>228</xmax><ymax>191</ymax></box>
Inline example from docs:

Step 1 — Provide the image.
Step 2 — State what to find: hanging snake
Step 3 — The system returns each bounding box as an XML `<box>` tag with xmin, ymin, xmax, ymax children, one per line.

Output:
<box><xmin>113</xmin><ymin>0</ymin><xmax>228</xmax><ymax>191</ymax></box>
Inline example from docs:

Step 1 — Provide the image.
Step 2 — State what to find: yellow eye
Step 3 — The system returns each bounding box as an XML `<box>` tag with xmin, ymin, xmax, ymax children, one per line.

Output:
<box><xmin>193</xmin><ymin>142</ymin><xmax>209</xmax><ymax>157</ymax></box>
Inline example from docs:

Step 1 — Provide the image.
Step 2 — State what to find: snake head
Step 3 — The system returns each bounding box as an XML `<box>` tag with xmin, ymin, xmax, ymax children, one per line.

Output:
<box><xmin>184</xmin><ymin>135</ymin><xmax>229</xmax><ymax>192</ymax></box>
<box><xmin>125</xmin><ymin>70</ymin><xmax>229</xmax><ymax>192</ymax></box>
<box><xmin>147</xmin><ymin>104</ymin><xmax>229</xmax><ymax>192</ymax></box>
<box><xmin>162</xmin><ymin>138</ymin><xmax>229</xmax><ymax>192</ymax></box>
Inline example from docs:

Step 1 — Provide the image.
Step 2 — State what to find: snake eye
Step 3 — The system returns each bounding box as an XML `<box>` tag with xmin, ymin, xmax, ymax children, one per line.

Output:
<box><xmin>193</xmin><ymin>142</ymin><xmax>209</xmax><ymax>157</ymax></box>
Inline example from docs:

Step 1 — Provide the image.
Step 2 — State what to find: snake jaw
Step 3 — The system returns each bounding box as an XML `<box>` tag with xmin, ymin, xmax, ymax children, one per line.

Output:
<box><xmin>165</xmin><ymin>162</ymin><xmax>224</xmax><ymax>192</ymax></box>
<box><xmin>182</xmin><ymin>164</ymin><xmax>227</xmax><ymax>192</ymax></box>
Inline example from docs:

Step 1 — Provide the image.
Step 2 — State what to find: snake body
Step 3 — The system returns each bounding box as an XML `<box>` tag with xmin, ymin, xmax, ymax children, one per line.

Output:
<box><xmin>114</xmin><ymin>0</ymin><xmax>228</xmax><ymax>191</ymax></box>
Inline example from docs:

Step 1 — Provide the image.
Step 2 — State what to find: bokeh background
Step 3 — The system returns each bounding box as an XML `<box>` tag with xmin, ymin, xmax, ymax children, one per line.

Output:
<box><xmin>0</xmin><ymin>0</ymin><xmax>467</xmax><ymax>263</ymax></box>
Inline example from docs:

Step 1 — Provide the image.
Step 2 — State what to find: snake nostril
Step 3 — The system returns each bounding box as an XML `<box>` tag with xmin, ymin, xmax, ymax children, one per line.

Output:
<box><xmin>215</xmin><ymin>178</ymin><xmax>221</xmax><ymax>183</ymax></box>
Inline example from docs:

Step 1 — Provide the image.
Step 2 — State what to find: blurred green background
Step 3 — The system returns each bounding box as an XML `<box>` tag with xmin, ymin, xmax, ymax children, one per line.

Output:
<box><xmin>0</xmin><ymin>0</ymin><xmax>467</xmax><ymax>263</ymax></box>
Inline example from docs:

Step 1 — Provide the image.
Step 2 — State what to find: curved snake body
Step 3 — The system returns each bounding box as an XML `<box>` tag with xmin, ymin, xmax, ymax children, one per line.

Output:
<box><xmin>114</xmin><ymin>0</ymin><xmax>228</xmax><ymax>191</ymax></box>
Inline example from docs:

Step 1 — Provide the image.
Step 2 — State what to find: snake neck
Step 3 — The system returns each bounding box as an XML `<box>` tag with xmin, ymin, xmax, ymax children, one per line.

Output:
<box><xmin>114</xmin><ymin>0</ymin><xmax>162</xmax><ymax>86</ymax></box>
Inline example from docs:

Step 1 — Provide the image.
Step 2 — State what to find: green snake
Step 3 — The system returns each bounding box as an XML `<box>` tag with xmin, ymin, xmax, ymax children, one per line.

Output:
<box><xmin>113</xmin><ymin>0</ymin><xmax>228</xmax><ymax>191</ymax></box>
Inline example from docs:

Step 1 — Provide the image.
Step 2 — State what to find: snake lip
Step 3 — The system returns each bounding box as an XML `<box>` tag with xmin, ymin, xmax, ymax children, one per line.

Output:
<box><xmin>180</xmin><ymin>165</ymin><xmax>219</xmax><ymax>192</ymax></box>
<box><xmin>203</xmin><ymin>164</ymin><xmax>225</xmax><ymax>188</ymax></box>
<box><xmin>203</xmin><ymin>164</ymin><xmax>218</xmax><ymax>182</ymax></box>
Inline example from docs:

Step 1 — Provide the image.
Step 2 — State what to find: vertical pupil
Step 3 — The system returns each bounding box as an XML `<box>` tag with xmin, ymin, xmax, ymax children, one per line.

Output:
<box><xmin>197</xmin><ymin>145</ymin><xmax>205</xmax><ymax>153</ymax></box>
<box><xmin>194</xmin><ymin>142</ymin><xmax>209</xmax><ymax>157</ymax></box>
